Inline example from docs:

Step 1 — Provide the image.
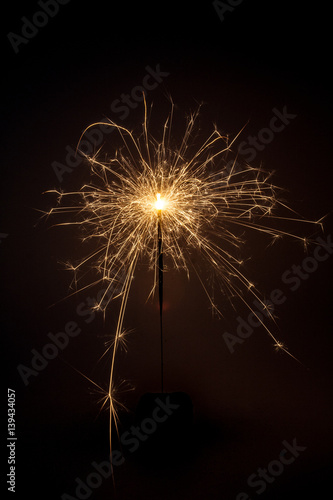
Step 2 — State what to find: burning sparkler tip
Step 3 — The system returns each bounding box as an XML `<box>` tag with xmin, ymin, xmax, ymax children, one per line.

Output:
<box><xmin>154</xmin><ymin>193</ymin><xmax>165</xmax><ymax>211</ymax></box>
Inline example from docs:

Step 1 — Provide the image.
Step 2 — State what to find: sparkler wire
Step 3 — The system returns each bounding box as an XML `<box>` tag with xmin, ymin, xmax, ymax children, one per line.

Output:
<box><xmin>157</xmin><ymin>209</ymin><xmax>164</xmax><ymax>393</ymax></box>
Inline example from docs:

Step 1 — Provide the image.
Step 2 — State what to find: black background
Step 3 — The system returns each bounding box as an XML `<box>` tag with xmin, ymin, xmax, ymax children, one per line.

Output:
<box><xmin>2</xmin><ymin>1</ymin><xmax>333</xmax><ymax>499</ymax></box>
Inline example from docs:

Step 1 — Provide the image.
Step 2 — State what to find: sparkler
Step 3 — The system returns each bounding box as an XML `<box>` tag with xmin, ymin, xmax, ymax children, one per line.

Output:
<box><xmin>47</xmin><ymin>97</ymin><xmax>321</xmax><ymax>459</ymax></box>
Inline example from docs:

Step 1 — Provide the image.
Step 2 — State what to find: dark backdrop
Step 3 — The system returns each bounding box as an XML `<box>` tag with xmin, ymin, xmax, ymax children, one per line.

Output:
<box><xmin>2</xmin><ymin>1</ymin><xmax>333</xmax><ymax>499</ymax></box>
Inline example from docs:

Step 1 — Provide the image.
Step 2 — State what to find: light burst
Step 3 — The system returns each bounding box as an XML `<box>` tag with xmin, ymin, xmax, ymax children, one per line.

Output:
<box><xmin>47</xmin><ymin>97</ymin><xmax>321</xmax><ymax>456</ymax></box>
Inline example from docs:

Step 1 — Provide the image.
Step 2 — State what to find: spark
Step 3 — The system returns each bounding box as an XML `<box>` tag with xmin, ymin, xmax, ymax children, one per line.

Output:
<box><xmin>46</xmin><ymin>97</ymin><xmax>321</xmax><ymax>457</ymax></box>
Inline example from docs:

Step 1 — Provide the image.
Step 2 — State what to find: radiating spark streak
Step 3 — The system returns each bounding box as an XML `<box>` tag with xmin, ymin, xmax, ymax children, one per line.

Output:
<box><xmin>46</xmin><ymin>97</ymin><xmax>321</xmax><ymax>460</ymax></box>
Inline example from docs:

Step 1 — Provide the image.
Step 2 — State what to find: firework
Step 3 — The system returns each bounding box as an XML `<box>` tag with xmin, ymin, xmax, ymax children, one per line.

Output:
<box><xmin>47</xmin><ymin>97</ymin><xmax>321</xmax><ymax>456</ymax></box>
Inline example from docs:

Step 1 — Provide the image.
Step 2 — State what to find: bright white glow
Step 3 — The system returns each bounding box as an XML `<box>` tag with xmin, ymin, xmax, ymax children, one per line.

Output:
<box><xmin>154</xmin><ymin>193</ymin><xmax>165</xmax><ymax>211</ymax></box>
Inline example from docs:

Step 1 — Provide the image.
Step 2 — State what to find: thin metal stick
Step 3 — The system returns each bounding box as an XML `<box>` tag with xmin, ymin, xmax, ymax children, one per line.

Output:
<box><xmin>157</xmin><ymin>211</ymin><xmax>164</xmax><ymax>393</ymax></box>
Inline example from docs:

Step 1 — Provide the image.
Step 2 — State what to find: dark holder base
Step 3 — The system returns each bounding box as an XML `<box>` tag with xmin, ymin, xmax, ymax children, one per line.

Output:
<box><xmin>133</xmin><ymin>392</ymin><xmax>193</xmax><ymax>466</ymax></box>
